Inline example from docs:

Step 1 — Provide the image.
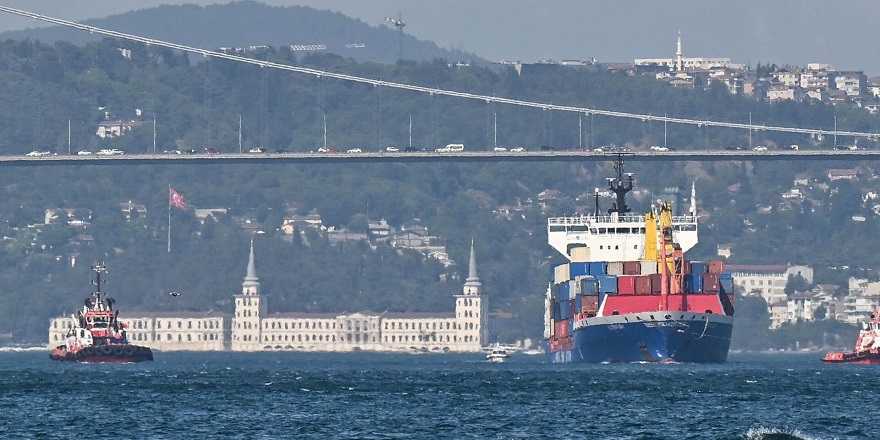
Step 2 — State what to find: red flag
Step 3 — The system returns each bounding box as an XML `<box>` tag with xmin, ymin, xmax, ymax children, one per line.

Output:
<box><xmin>170</xmin><ymin>187</ymin><xmax>187</xmax><ymax>210</ymax></box>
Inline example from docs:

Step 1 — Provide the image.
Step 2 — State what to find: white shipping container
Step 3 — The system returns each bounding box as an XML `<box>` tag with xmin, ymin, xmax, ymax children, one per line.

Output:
<box><xmin>606</xmin><ymin>261</ymin><xmax>624</xmax><ymax>276</ymax></box>
<box><xmin>554</xmin><ymin>264</ymin><xmax>570</xmax><ymax>284</ymax></box>
<box><xmin>640</xmin><ymin>261</ymin><xmax>658</xmax><ymax>275</ymax></box>
<box><xmin>570</xmin><ymin>247</ymin><xmax>591</xmax><ymax>262</ymax></box>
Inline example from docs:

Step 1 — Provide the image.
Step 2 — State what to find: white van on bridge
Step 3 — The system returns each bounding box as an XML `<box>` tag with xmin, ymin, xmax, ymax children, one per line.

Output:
<box><xmin>435</xmin><ymin>143</ymin><xmax>465</xmax><ymax>153</ymax></box>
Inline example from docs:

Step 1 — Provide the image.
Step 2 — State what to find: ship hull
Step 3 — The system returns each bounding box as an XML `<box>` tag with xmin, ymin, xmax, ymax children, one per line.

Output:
<box><xmin>50</xmin><ymin>344</ymin><xmax>153</xmax><ymax>363</ymax></box>
<box><xmin>822</xmin><ymin>350</ymin><xmax>880</xmax><ymax>364</ymax></box>
<box><xmin>549</xmin><ymin>312</ymin><xmax>733</xmax><ymax>363</ymax></box>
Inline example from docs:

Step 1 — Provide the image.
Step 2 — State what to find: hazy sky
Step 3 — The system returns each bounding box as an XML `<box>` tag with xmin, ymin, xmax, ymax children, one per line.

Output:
<box><xmin>2</xmin><ymin>1</ymin><xmax>880</xmax><ymax>74</ymax></box>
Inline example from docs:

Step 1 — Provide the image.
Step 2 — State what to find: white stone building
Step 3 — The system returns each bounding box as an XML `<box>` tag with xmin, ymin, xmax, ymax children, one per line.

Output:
<box><xmin>232</xmin><ymin>239</ymin><xmax>487</xmax><ymax>353</ymax></box>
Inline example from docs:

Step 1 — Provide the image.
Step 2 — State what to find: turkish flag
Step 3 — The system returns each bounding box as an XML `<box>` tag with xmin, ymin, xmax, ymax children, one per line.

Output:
<box><xmin>170</xmin><ymin>188</ymin><xmax>187</xmax><ymax>210</ymax></box>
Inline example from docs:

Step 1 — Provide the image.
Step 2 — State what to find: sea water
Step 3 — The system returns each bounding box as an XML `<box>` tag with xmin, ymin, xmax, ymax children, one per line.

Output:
<box><xmin>0</xmin><ymin>350</ymin><xmax>873</xmax><ymax>439</ymax></box>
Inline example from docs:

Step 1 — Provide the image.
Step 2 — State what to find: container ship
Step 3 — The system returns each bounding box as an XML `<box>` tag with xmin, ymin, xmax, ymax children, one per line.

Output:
<box><xmin>544</xmin><ymin>156</ymin><xmax>734</xmax><ymax>363</ymax></box>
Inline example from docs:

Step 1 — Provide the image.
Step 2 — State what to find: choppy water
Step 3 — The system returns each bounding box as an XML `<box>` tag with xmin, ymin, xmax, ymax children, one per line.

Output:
<box><xmin>0</xmin><ymin>350</ymin><xmax>873</xmax><ymax>439</ymax></box>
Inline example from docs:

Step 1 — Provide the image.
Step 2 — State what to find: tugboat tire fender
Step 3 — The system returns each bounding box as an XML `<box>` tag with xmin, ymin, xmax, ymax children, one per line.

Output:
<box><xmin>123</xmin><ymin>346</ymin><xmax>135</xmax><ymax>356</ymax></box>
<box><xmin>113</xmin><ymin>346</ymin><xmax>124</xmax><ymax>356</ymax></box>
<box><xmin>100</xmin><ymin>345</ymin><xmax>113</xmax><ymax>355</ymax></box>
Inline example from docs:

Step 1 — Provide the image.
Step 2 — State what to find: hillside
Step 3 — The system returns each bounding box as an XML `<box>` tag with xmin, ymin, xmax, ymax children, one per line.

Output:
<box><xmin>0</xmin><ymin>35</ymin><xmax>877</xmax><ymax>349</ymax></box>
<box><xmin>0</xmin><ymin>1</ymin><xmax>479</xmax><ymax>64</ymax></box>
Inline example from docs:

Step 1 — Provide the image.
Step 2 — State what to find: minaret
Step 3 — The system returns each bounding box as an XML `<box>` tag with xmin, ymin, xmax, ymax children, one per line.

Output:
<box><xmin>232</xmin><ymin>239</ymin><xmax>267</xmax><ymax>351</ymax></box>
<box><xmin>675</xmin><ymin>31</ymin><xmax>683</xmax><ymax>72</ymax></box>
<box><xmin>456</xmin><ymin>239</ymin><xmax>488</xmax><ymax>350</ymax></box>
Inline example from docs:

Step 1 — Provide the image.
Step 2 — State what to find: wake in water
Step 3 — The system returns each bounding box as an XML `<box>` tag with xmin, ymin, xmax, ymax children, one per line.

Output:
<box><xmin>743</xmin><ymin>427</ymin><xmax>817</xmax><ymax>440</ymax></box>
<box><xmin>0</xmin><ymin>346</ymin><xmax>45</xmax><ymax>352</ymax></box>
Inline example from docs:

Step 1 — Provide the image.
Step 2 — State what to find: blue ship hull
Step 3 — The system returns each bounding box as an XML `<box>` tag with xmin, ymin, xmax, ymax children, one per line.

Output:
<box><xmin>549</xmin><ymin>313</ymin><xmax>733</xmax><ymax>363</ymax></box>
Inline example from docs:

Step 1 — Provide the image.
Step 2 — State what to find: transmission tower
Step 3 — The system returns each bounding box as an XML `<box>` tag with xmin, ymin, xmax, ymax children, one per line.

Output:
<box><xmin>384</xmin><ymin>12</ymin><xmax>406</xmax><ymax>61</ymax></box>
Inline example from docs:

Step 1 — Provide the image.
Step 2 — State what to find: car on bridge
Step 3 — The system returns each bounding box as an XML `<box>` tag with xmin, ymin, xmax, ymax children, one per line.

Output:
<box><xmin>385</xmin><ymin>146</ymin><xmax>399</xmax><ymax>152</ymax></box>
<box><xmin>650</xmin><ymin>145</ymin><xmax>669</xmax><ymax>151</ymax></box>
<box><xmin>346</xmin><ymin>148</ymin><xmax>363</xmax><ymax>153</ymax></box>
<box><xmin>76</xmin><ymin>150</ymin><xmax>92</xmax><ymax>155</ymax></box>
<box><xmin>753</xmin><ymin>146</ymin><xmax>767</xmax><ymax>151</ymax></box>
<box><xmin>493</xmin><ymin>146</ymin><xmax>507</xmax><ymax>152</ymax></box>
<box><xmin>248</xmin><ymin>147</ymin><xmax>267</xmax><ymax>154</ymax></box>
<box><xmin>25</xmin><ymin>150</ymin><xmax>52</xmax><ymax>157</ymax></box>
<box><xmin>97</xmin><ymin>149</ymin><xmax>124</xmax><ymax>155</ymax></box>
<box><xmin>204</xmin><ymin>148</ymin><xmax>221</xmax><ymax>154</ymax></box>
<box><xmin>317</xmin><ymin>147</ymin><xmax>337</xmax><ymax>153</ymax></box>
<box><xmin>510</xmin><ymin>147</ymin><xmax>525</xmax><ymax>152</ymax></box>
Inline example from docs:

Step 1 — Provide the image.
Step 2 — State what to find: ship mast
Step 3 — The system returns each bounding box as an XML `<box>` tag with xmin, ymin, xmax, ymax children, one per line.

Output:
<box><xmin>607</xmin><ymin>154</ymin><xmax>633</xmax><ymax>215</ymax></box>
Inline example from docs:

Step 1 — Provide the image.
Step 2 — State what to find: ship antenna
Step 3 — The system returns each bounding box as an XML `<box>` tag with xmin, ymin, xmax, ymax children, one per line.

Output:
<box><xmin>594</xmin><ymin>187</ymin><xmax>600</xmax><ymax>217</ymax></box>
<box><xmin>607</xmin><ymin>153</ymin><xmax>633</xmax><ymax>215</ymax></box>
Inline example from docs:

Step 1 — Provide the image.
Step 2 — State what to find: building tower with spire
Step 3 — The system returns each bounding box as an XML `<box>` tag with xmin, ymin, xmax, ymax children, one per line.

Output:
<box><xmin>675</xmin><ymin>31</ymin><xmax>684</xmax><ymax>72</ymax></box>
<box><xmin>454</xmin><ymin>239</ymin><xmax>488</xmax><ymax>350</ymax></box>
<box><xmin>232</xmin><ymin>239</ymin><xmax>267</xmax><ymax>351</ymax></box>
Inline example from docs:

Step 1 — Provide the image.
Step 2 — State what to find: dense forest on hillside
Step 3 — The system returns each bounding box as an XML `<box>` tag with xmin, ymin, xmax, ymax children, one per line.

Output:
<box><xmin>0</xmin><ymin>36</ymin><xmax>878</xmax><ymax>347</ymax></box>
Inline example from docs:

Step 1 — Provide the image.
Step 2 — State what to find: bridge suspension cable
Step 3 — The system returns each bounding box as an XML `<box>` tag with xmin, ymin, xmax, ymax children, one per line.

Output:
<box><xmin>1</xmin><ymin>5</ymin><xmax>876</xmax><ymax>140</ymax></box>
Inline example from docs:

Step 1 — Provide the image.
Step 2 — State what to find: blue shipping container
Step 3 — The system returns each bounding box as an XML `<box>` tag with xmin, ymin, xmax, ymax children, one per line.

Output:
<box><xmin>690</xmin><ymin>261</ymin><xmax>709</xmax><ymax>274</ymax></box>
<box><xmin>589</xmin><ymin>262</ymin><xmax>607</xmax><ymax>276</ymax></box>
<box><xmin>597</xmin><ymin>274</ymin><xmax>618</xmax><ymax>294</ymax></box>
<box><xmin>559</xmin><ymin>282</ymin><xmax>571</xmax><ymax>301</ymax></box>
<box><xmin>684</xmin><ymin>274</ymin><xmax>706</xmax><ymax>294</ymax></box>
<box><xmin>580</xmin><ymin>276</ymin><xmax>599</xmax><ymax>296</ymax></box>
<box><xmin>552</xmin><ymin>302</ymin><xmax>562</xmax><ymax>322</ymax></box>
<box><xmin>575</xmin><ymin>295</ymin><xmax>583</xmax><ymax>311</ymax></box>
<box><xmin>719</xmin><ymin>272</ymin><xmax>733</xmax><ymax>280</ymax></box>
<box><xmin>720</xmin><ymin>279</ymin><xmax>734</xmax><ymax>295</ymax></box>
<box><xmin>569</xmin><ymin>262</ymin><xmax>590</xmax><ymax>278</ymax></box>
<box><xmin>560</xmin><ymin>303</ymin><xmax>572</xmax><ymax>320</ymax></box>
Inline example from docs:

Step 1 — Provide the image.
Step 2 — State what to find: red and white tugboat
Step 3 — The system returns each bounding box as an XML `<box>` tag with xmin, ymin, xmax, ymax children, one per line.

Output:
<box><xmin>50</xmin><ymin>262</ymin><xmax>153</xmax><ymax>363</ymax></box>
<box><xmin>823</xmin><ymin>310</ymin><xmax>880</xmax><ymax>364</ymax></box>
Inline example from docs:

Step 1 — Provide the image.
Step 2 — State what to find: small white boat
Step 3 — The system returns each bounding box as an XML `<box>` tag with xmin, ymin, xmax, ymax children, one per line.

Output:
<box><xmin>486</xmin><ymin>346</ymin><xmax>509</xmax><ymax>363</ymax></box>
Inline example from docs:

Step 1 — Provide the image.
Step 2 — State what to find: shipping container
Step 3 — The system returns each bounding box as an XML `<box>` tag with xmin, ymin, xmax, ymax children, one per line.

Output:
<box><xmin>708</xmin><ymin>260</ymin><xmax>726</xmax><ymax>275</ymax></box>
<box><xmin>580</xmin><ymin>276</ymin><xmax>600</xmax><ymax>296</ymax></box>
<box><xmin>640</xmin><ymin>260</ymin><xmax>658</xmax><ymax>275</ymax></box>
<box><xmin>569</xmin><ymin>262</ymin><xmax>590</xmax><ymax>278</ymax></box>
<box><xmin>686</xmin><ymin>273</ymin><xmax>704</xmax><ymax>293</ymax></box>
<box><xmin>554</xmin><ymin>264</ymin><xmax>570</xmax><ymax>284</ymax></box>
<box><xmin>555</xmin><ymin>320</ymin><xmax>569</xmax><ymax>338</ymax></box>
<box><xmin>580</xmin><ymin>295</ymin><xmax>600</xmax><ymax>314</ymax></box>
<box><xmin>570</xmin><ymin>278</ymin><xmax>582</xmax><ymax>296</ymax></box>
<box><xmin>552</xmin><ymin>302</ymin><xmax>562</xmax><ymax>321</ymax></box>
<box><xmin>649</xmin><ymin>273</ymin><xmax>662</xmax><ymax>294</ymax></box>
<box><xmin>618</xmin><ymin>275</ymin><xmax>636</xmax><ymax>295</ymax></box>
<box><xmin>560</xmin><ymin>302</ymin><xmax>572</xmax><ymax>320</ymax></box>
<box><xmin>569</xmin><ymin>299</ymin><xmax>577</xmax><ymax>317</ymax></box>
<box><xmin>634</xmin><ymin>275</ymin><xmax>652</xmax><ymax>295</ymax></box>
<box><xmin>702</xmin><ymin>273</ymin><xmax>720</xmax><ymax>293</ymax></box>
<box><xmin>623</xmin><ymin>261</ymin><xmax>641</xmax><ymax>275</ymax></box>
<box><xmin>575</xmin><ymin>295</ymin><xmax>583</xmax><ymax>311</ymax></box>
<box><xmin>606</xmin><ymin>261</ymin><xmax>624</xmax><ymax>276</ymax></box>
<box><xmin>720</xmin><ymin>275</ymin><xmax>734</xmax><ymax>295</ymax></box>
<box><xmin>559</xmin><ymin>282</ymin><xmax>571</xmax><ymax>301</ymax></box>
<box><xmin>597</xmin><ymin>274</ymin><xmax>618</xmax><ymax>294</ymax></box>
<box><xmin>690</xmin><ymin>261</ymin><xmax>709</xmax><ymax>274</ymax></box>
<box><xmin>589</xmin><ymin>261</ymin><xmax>607</xmax><ymax>276</ymax></box>
<box><xmin>570</xmin><ymin>246</ymin><xmax>591</xmax><ymax>262</ymax></box>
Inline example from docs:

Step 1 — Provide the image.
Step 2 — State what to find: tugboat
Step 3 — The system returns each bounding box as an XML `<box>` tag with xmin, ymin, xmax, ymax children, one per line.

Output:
<box><xmin>822</xmin><ymin>310</ymin><xmax>880</xmax><ymax>364</ymax></box>
<box><xmin>50</xmin><ymin>262</ymin><xmax>153</xmax><ymax>363</ymax></box>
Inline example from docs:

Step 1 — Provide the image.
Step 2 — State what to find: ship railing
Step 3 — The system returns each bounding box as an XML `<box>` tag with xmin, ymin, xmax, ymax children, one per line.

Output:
<box><xmin>548</xmin><ymin>214</ymin><xmax>698</xmax><ymax>226</ymax></box>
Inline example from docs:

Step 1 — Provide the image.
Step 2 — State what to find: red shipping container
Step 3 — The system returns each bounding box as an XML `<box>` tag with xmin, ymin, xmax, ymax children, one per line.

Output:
<box><xmin>702</xmin><ymin>273</ymin><xmax>720</xmax><ymax>292</ymax></box>
<box><xmin>581</xmin><ymin>296</ymin><xmax>600</xmax><ymax>314</ymax></box>
<box><xmin>649</xmin><ymin>273</ymin><xmax>663</xmax><ymax>294</ymax></box>
<box><xmin>555</xmin><ymin>320</ymin><xmax>569</xmax><ymax>338</ymax></box>
<box><xmin>634</xmin><ymin>275</ymin><xmax>652</xmax><ymax>295</ymax></box>
<box><xmin>623</xmin><ymin>261</ymin><xmax>641</xmax><ymax>275</ymax></box>
<box><xmin>708</xmin><ymin>260</ymin><xmax>726</xmax><ymax>275</ymax></box>
<box><xmin>617</xmin><ymin>276</ymin><xmax>636</xmax><ymax>295</ymax></box>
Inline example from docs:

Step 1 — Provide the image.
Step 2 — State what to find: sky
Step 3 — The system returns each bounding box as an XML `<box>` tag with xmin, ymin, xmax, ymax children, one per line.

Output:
<box><xmin>1</xmin><ymin>1</ymin><xmax>880</xmax><ymax>75</ymax></box>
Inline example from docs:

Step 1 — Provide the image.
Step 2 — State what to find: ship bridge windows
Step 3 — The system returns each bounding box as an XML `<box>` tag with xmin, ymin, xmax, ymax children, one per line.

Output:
<box><xmin>673</xmin><ymin>224</ymin><xmax>697</xmax><ymax>231</ymax></box>
<box><xmin>569</xmin><ymin>225</ymin><xmax>588</xmax><ymax>232</ymax></box>
<box><xmin>549</xmin><ymin>226</ymin><xmax>566</xmax><ymax>232</ymax></box>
